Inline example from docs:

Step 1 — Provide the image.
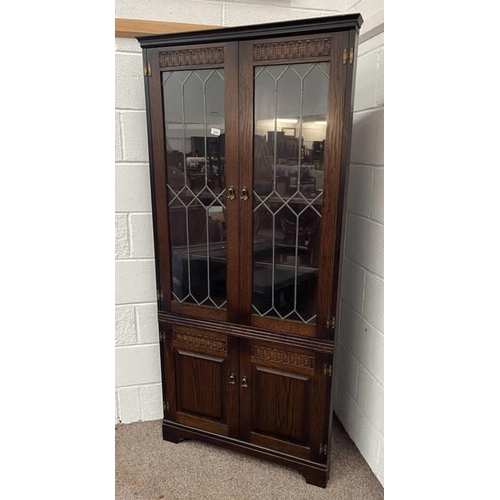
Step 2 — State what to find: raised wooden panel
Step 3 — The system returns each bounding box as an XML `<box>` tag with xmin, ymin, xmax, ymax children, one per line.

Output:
<box><xmin>252</xmin><ymin>365</ymin><xmax>310</xmax><ymax>444</ymax></box>
<box><xmin>176</xmin><ymin>349</ymin><xmax>225</xmax><ymax>419</ymax></box>
<box><xmin>240</xmin><ymin>339</ymin><xmax>330</xmax><ymax>462</ymax></box>
<box><xmin>166</xmin><ymin>327</ymin><xmax>239</xmax><ymax>437</ymax></box>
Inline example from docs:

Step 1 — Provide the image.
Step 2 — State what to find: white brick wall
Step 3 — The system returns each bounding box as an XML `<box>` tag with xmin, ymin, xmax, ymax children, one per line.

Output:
<box><xmin>334</xmin><ymin>3</ymin><xmax>384</xmax><ymax>485</ymax></box>
<box><xmin>115</xmin><ymin>0</ymin><xmax>384</xmax><ymax>485</ymax></box>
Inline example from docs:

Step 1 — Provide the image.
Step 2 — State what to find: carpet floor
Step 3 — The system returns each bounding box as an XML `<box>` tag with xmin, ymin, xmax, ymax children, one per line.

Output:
<box><xmin>115</xmin><ymin>417</ymin><xmax>383</xmax><ymax>499</ymax></box>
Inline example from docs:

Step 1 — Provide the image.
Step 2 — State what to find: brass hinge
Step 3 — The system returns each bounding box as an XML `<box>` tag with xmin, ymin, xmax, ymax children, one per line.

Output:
<box><xmin>143</xmin><ymin>62</ymin><xmax>152</xmax><ymax>77</ymax></box>
<box><xmin>159</xmin><ymin>331</ymin><xmax>165</xmax><ymax>342</ymax></box>
<box><xmin>319</xmin><ymin>443</ymin><xmax>328</xmax><ymax>455</ymax></box>
<box><xmin>342</xmin><ymin>48</ymin><xmax>348</xmax><ymax>65</ymax></box>
<box><xmin>323</xmin><ymin>364</ymin><xmax>333</xmax><ymax>377</ymax></box>
<box><xmin>163</xmin><ymin>401</ymin><xmax>170</xmax><ymax>413</ymax></box>
<box><xmin>326</xmin><ymin>316</ymin><xmax>336</xmax><ymax>329</ymax></box>
<box><xmin>157</xmin><ymin>290</ymin><xmax>163</xmax><ymax>301</ymax></box>
<box><xmin>343</xmin><ymin>48</ymin><xmax>354</xmax><ymax>65</ymax></box>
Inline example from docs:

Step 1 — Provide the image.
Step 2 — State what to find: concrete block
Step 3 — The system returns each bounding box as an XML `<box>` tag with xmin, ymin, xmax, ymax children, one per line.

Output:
<box><xmin>358</xmin><ymin>32</ymin><xmax>384</xmax><ymax>57</ymax></box>
<box><xmin>350</xmin><ymin>108</ymin><xmax>384</xmax><ymax>166</ymax></box>
<box><xmin>334</xmin><ymin>341</ymin><xmax>359</xmax><ymax>398</ymax></box>
<box><xmin>357</xmin><ymin>364</ymin><xmax>384</xmax><ymax>435</ymax></box>
<box><xmin>115</xmin><ymin>305</ymin><xmax>137</xmax><ymax>346</ymax></box>
<box><xmin>290</xmin><ymin>0</ymin><xmax>343</xmax><ymax>11</ymax></box>
<box><xmin>335</xmin><ymin>380</ymin><xmax>380</xmax><ymax>475</ymax></box>
<box><xmin>115</xmin><ymin>214</ymin><xmax>130</xmax><ymax>259</ymax></box>
<box><xmin>340</xmin><ymin>257</ymin><xmax>365</xmax><ymax>314</ymax></box>
<box><xmin>121</xmin><ymin>111</ymin><xmax>149</xmax><ymax>162</ymax></box>
<box><xmin>115</xmin><ymin>112</ymin><xmax>123</xmax><ymax>161</ymax></box>
<box><xmin>115</xmin><ymin>260</ymin><xmax>156</xmax><ymax>304</ymax></box>
<box><xmin>339</xmin><ymin>301</ymin><xmax>384</xmax><ymax>384</ymax></box>
<box><xmin>347</xmin><ymin>165</ymin><xmax>373</xmax><ymax>217</ymax></box>
<box><xmin>354</xmin><ymin>50</ymin><xmax>378</xmax><ymax>111</ymax></box>
<box><xmin>140</xmin><ymin>383</ymin><xmax>163</xmax><ymax>421</ymax></box>
<box><xmin>115</xmin><ymin>37</ymin><xmax>141</xmax><ymax>53</ymax></box>
<box><xmin>117</xmin><ymin>386</ymin><xmax>141</xmax><ymax>424</ymax></box>
<box><xmin>115</xmin><ymin>53</ymin><xmax>146</xmax><ymax>110</ymax></box>
<box><xmin>345</xmin><ymin>213</ymin><xmax>384</xmax><ymax>277</ymax></box>
<box><xmin>115</xmin><ymin>165</ymin><xmax>152</xmax><ymax>213</ymax></box>
<box><xmin>364</xmin><ymin>271</ymin><xmax>384</xmax><ymax>331</ymax></box>
<box><xmin>115</xmin><ymin>344</ymin><xmax>161</xmax><ymax>387</ymax></box>
<box><xmin>224</xmin><ymin>4</ymin><xmax>332</xmax><ymax>26</ymax></box>
<box><xmin>130</xmin><ymin>213</ymin><xmax>154</xmax><ymax>258</ymax></box>
<box><xmin>370</xmin><ymin>167</ymin><xmax>384</xmax><ymax>223</ymax></box>
<box><xmin>115</xmin><ymin>0</ymin><xmax>223</xmax><ymax>25</ymax></box>
<box><xmin>376</xmin><ymin>47</ymin><xmax>384</xmax><ymax>107</ymax></box>
<box><xmin>136</xmin><ymin>303</ymin><xmax>159</xmax><ymax>344</ymax></box>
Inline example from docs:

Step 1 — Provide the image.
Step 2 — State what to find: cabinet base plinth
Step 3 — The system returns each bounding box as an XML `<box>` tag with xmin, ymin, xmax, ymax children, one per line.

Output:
<box><xmin>162</xmin><ymin>420</ymin><xmax>329</xmax><ymax>488</ymax></box>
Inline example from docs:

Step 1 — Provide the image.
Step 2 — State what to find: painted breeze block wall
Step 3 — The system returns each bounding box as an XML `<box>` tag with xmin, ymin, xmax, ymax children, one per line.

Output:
<box><xmin>115</xmin><ymin>0</ymin><xmax>383</xmax><ymax>485</ymax></box>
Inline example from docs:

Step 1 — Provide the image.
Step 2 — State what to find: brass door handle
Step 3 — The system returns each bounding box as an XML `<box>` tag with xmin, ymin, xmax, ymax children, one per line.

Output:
<box><xmin>240</xmin><ymin>187</ymin><xmax>249</xmax><ymax>201</ymax></box>
<box><xmin>227</xmin><ymin>186</ymin><xmax>236</xmax><ymax>200</ymax></box>
<box><xmin>229</xmin><ymin>373</ymin><xmax>236</xmax><ymax>385</ymax></box>
<box><xmin>241</xmin><ymin>376</ymin><xmax>248</xmax><ymax>388</ymax></box>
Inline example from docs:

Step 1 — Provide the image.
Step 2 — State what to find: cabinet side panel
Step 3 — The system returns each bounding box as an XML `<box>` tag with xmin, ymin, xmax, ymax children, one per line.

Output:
<box><xmin>315</xmin><ymin>31</ymin><xmax>350</xmax><ymax>339</ymax></box>
<box><xmin>147</xmin><ymin>48</ymin><xmax>172</xmax><ymax>310</ymax></box>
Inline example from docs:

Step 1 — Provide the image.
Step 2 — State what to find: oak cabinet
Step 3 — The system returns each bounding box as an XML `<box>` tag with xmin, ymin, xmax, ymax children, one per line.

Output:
<box><xmin>137</xmin><ymin>13</ymin><xmax>362</xmax><ymax>487</ymax></box>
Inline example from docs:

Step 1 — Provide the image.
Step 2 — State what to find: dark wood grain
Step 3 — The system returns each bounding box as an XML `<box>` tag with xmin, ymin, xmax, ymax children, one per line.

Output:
<box><xmin>160</xmin><ymin>311</ymin><xmax>335</xmax><ymax>354</ymax></box>
<box><xmin>165</xmin><ymin>326</ymin><xmax>239</xmax><ymax>437</ymax></box>
<box><xmin>176</xmin><ymin>348</ymin><xmax>224</xmax><ymax>419</ymax></box>
<box><xmin>239</xmin><ymin>338</ymin><xmax>329</xmax><ymax>465</ymax></box>
<box><xmin>137</xmin><ymin>14</ymin><xmax>363</xmax><ymax>48</ymax></box>
<box><xmin>224</xmin><ymin>41</ymin><xmax>241</xmax><ymax>324</ymax></box>
<box><xmin>315</xmin><ymin>31</ymin><xmax>350</xmax><ymax>339</ymax></box>
<box><xmin>147</xmin><ymin>47</ymin><xmax>173</xmax><ymax>311</ymax></box>
<box><xmin>251</xmin><ymin>316</ymin><xmax>315</xmax><ymax>338</ymax></box>
<box><xmin>140</xmin><ymin>15</ymin><xmax>363</xmax><ymax>489</ymax></box>
<box><xmin>238</xmin><ymin>39</ymin><xmax>254</xmax><ymax>324</ymax></box>
<box><xmin>171</xmin><ymin>302</ymin><xmax>227</xmax><ymax>322</ymax></box>
<box><xmin>163</xmin><ymin>326</ymin><xmax>178</xmax><ymax>419</ymax></box>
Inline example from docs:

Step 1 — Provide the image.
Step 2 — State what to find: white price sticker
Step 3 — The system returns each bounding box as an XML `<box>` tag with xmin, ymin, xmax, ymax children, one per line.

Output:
<box><xmin>211</xmin><ymin>128</ymin><xmax>221</xmax><ymax>136</ymax></box>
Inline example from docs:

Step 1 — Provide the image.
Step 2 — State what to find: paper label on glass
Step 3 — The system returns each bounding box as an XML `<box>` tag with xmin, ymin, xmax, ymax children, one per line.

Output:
<box><xmin>211</xmin><ymin>128</ymin><xmax>221</xmax><ymax>136</ymax></box>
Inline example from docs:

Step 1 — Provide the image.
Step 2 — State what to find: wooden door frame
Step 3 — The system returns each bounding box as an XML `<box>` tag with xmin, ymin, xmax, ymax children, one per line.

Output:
<box><xmin>145</xmin><ymin>41</ymin><xmax>240</xmax><ymax>323</ymax></box>
<box><xmin>237</xmin><ymin>32</ymin><xmax>351</xmax><ymax>339</ymax></box>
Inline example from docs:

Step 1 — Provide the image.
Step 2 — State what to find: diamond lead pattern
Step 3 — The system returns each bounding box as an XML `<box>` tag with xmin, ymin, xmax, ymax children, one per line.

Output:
<box><xmin>252</xmin><ymin>62</ymin><xmax>330</xmax><ymax>325</ymax></box>
<box><xmin>163</xmin><ymin>69</ymin><xmax>227</xmax><ymax>309</ymax></box>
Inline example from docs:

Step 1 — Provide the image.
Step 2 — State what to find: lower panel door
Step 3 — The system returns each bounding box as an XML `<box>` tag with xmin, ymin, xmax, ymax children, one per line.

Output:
<box><xmin>239</xmin><ymin>339</ymin><xmax>330</xmax><ymax>463</ymax></box>
<box><xmin>164</xmin><ymin>324</ymin><xmax>239</xmax><ymax>438</ymax></box>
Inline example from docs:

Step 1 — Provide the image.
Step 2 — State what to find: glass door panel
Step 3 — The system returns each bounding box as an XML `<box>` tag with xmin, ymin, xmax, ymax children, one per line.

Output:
<box><xmin>162</xmin><ymin>69</ymin><xmax>227</xmax><ymax>309</ymax></box>
<box><xmin>252</xmin><ymin>62</ymin><xmax>330</xmax><ymax>325</ymax></box>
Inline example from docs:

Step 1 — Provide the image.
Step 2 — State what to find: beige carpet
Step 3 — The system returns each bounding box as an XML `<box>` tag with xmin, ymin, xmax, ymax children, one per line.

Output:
<box><xmin>115</xmin><ymin>417</ymin><xmax>383</xmax><ymax>499</ymax></box>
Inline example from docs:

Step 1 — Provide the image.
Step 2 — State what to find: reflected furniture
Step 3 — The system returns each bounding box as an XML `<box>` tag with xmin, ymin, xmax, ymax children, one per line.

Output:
<box><xmin>137</xmin><ymin>13</ymin><xmax>362</xmax><ymax>488</ymax></box>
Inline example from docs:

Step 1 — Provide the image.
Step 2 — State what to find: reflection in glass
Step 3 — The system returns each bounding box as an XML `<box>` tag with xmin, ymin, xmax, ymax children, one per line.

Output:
<box><xmin>162</xmin><ymin>69</ymin><xmax>226</xmax><ymax>308</ymax></box>
<box><xmin>252</xmin><ymin>63</ymin><xmax>330</xmax><ymax>324</ymax></box>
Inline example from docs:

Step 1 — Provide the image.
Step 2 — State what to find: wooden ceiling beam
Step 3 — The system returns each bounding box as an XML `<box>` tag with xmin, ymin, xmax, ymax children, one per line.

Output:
<box><xmin>115</xmin><ymin>18</ymin><xmax>221</xmax><ymax>38</ymax></box>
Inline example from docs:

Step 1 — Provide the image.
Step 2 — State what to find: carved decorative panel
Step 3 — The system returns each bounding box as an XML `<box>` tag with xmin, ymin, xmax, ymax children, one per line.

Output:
<box><xmin>252</xmin><ymin>346</ymin><xmax>315</xmax><ymax>369</ymax></box>
<box><xmin>174</xmin><ymin>332</ymin><xmax>227</xmax><ymax>352</ymax></box>
<box><xmin>253</xmin><ymin>38</ymin><xmax>331</xmax><ymax>62</ymax></box>
<box><xmin>159</xmin><ymin>46</ymin><xmax>225</xmax><ymax>67</ymax></box>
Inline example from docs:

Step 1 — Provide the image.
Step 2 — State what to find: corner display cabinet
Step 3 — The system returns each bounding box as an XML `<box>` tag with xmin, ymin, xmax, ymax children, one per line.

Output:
<box><xmin>137</xmin><ymin>13</ymin><xmax>363</xmax><ymax>488</ymax></box>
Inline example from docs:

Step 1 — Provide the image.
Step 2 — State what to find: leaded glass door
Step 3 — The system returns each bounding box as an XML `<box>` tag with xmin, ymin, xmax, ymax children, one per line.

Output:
<box><xmin>147</xmin><ymin>43</ymin><xmax>240</xmax><ymax>323</ymax></box>
<box><xmin>238</xmin><ymin>34</ymin><xmax>350</xmax><ymax>338</ymax></box>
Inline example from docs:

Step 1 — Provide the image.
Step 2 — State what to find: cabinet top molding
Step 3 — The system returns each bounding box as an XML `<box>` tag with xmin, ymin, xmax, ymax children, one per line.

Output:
<box><xmin>136</xmin><ymin>14</ymin><xmax>363</xmax><ymax>49</ymax></box>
